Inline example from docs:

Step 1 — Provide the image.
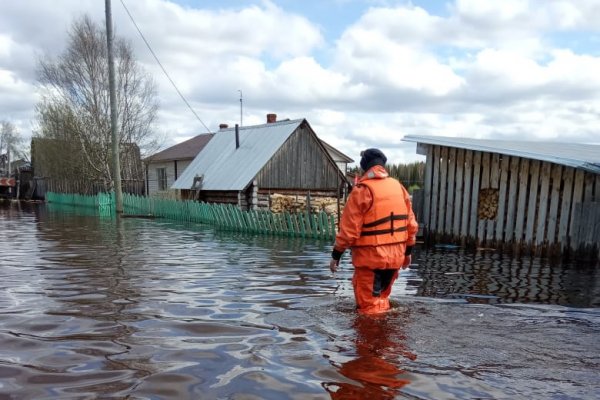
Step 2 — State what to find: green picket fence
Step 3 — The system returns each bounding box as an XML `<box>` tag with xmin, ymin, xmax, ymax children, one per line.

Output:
<box><xmin>46</xmin><ymin>192</ymin><xmax>100</xmax><ymax>208</ymax></box>
<box><xmin>46</xmin><ymin>192</ymin><xmax>338</xmax><ymax>240</ymax></box>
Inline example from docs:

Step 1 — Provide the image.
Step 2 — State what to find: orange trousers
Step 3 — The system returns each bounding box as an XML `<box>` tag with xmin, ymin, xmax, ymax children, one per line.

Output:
<box><xmin>352</xmin><ymin>267</ymin><xmax>399</xmax><ymax>314</ymax></box>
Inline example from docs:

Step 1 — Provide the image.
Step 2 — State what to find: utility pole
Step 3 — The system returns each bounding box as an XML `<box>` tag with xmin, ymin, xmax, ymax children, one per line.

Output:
<box><xmin>6</xmin><ymin>146</ymin><xmax>10</xmax><ymax>196</ymax></box>
<box><xmin>105</xmin><ymin>0</ymin><xmax>123</xmax><ymax>214</ymax></box>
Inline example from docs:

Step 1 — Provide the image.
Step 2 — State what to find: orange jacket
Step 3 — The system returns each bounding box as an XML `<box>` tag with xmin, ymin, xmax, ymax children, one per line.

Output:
<box><xmin>334</xmin><ymin>165</ymin><xmax>418</xmax><ymax>269</ymax></box>
<box><xmin>353</xmin><ymin>177</ymin><xmax>410</xmax><ymax>246</ymax></box>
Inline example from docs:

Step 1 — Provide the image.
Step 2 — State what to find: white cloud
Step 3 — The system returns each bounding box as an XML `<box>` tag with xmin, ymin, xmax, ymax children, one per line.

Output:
<box><xmin>1</xmin><ymin>0</ymin><xmax>600</xmax><ymax>164</ymax></box>
<box><xmin>0</xmin><ymin>69</ymin><xmax>37</xmax><ymax>120</ymax></box>
<box><xmin>0</xmin><ymin>35</ymin><xmax>11</xmax><ymax>58</ymax></box>
<box><xmin>454</xmin><ymin>0</ymin><xmax>531</xmax><ymax>25</ymax></box>
<box><xmin>355</xmin><ymin>5</ymin><xmax>442</xmax><ymax>44</ymax></box>
<box><xmin>119</xmin><ymin>0</ymin><xmax>323</xmax><ymax>64</ymax></box>
<box><xmin>453</xmin><ymin>0</ymin><xmax>600</xmax><ymax>34</ymax></box>
<box><xmin>547</xmin><ymin>50</ymin><xmax>600</xmax><ymax>90</ymax></box>
<box><xmin>270</xmin><ymin>57</ymin><xmax>357</xmax><ymax>101</ymax></box>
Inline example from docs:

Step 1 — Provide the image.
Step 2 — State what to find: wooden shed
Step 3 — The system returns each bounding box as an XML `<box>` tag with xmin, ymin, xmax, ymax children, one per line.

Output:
<box><xmin>403</xmin><ymin>135</ymin><xmax>600</xmax><ymax>259</ymax></box>
<box><xmin>31</xmin><ymin>138</ymin><xmax>145</xmax><ymax>197</ymax></box>
<box><xmin>172</xmin><ymin>116</ymin><xmax>350</xmax><ymax>210</ymax></box>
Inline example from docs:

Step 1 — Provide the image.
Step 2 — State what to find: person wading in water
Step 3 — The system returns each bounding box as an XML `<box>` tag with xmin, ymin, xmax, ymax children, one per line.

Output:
<box><xmin>329</xmin><ymin>148</ymin><xmax>418</xmax><ymax>314</ymax></box>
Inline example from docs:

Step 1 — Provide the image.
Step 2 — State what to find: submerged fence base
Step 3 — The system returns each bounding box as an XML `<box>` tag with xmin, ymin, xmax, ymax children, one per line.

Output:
<box><xmin>46</xmin><ymin>192</ymin><xmax>338</xmax><ymax>240</ymax></box>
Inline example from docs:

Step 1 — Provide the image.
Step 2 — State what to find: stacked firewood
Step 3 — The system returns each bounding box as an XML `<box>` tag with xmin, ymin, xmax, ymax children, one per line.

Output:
<box><xmin>478</xmin><ymin>188</ymin><xmax>499</xmax><ymax>220</ymax></box>
<box><xmin>269</xmin><ymin>194</ymin><xmax>343</xmax><ymax>216</ymax></box>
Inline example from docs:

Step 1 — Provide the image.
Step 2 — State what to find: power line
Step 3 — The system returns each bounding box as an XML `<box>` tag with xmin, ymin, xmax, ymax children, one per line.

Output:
<box><xmin>119</xmin><ymin>0</ymin><xmax>212</xmax><ymax>133</ymax></box>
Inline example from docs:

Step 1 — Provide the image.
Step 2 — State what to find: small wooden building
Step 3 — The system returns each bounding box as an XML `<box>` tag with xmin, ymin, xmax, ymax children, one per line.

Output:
<box><xmin>144</xmin><ymin>133</ymin><xmax>213</xmax><ymax>196</ymax></box>
<box><xmin>403</xmin><ymin>135</ymin><xmax>600</xmax><ymax>259</ymax></box>
<box><xmin>31</xmin><ymin>138</ymin><xmax>145</xmax><ymax>197</ymax></box>
<box><xmin>172</xmin><ymin>115</ymin><xmax>350</xmax><ymax>210</ymax></box>
<box><xmin>320</xmin><ymin>140</ymin><xmax>353</xmax><ymax>175</ymax></box>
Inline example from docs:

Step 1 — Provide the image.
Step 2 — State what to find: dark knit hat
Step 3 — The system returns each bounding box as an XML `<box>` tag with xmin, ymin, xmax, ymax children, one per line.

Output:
<box><xmin>360</xmin><ymin>148</ymin><xmax>387</xmax><ymax>171</ymax></box>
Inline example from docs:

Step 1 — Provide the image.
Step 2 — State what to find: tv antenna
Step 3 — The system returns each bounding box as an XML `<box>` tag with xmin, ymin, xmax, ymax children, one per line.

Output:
<box><xmin>238</xmin><ymin>89</ymin><xmax>243</xmax><ymax>126</ymax></box>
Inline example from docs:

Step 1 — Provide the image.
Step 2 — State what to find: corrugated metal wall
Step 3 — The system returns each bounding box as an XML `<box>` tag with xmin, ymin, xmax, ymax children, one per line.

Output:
<box><xmin>256</xmin><ymin>124</ymin><xmax>342</xmax><ymax>190</ymax></box>
<box><xmin>421</xmin><ymin>144</ymin><xmax>600</xmax><ymax>258</ymax></box>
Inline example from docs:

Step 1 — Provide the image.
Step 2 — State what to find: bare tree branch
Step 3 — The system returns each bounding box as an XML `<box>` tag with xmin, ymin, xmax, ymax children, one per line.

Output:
<box><xmin>35</xmin><ymin>15</ymin><xmax>158</xmax><ymax>188</ymax></box>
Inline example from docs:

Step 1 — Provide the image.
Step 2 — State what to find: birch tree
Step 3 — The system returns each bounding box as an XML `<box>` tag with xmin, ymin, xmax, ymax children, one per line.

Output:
<box><xmin>36</xmin><ymin>15</ymin><xmax>158</xmax><ymax>189</ymax></box>
<box><xmin>0</xmin><ymin>121</ymin><xmax>23</xmax><ymax>174</ymax></box>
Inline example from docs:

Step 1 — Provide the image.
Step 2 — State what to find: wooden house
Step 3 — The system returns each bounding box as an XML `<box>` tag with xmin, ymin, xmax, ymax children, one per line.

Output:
<box><xmin>403</xmin><ymin>135</ymin><xmax>600</xmax><ymax>259</ymax></box>
<box><xmin>172</xmin><ymin>115</ymin><xmax>350</xmax><ymax>210</ymax></box>
<box><xmin>144</xmin><ymin>133</ymin><xmax>213</xmax><ymax>196</ymax></box>
<box><xmin>320</xmin><ymin>140</ymin><xmax>353</xmax><ymax>175</ymax></box>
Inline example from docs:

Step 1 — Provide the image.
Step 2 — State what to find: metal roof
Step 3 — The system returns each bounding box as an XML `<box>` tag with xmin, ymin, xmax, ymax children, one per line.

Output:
<box><xmin>402</xmin><ymin>135</ymin><xmax>600</xmax><ymax>174</ymax></box>
<box><xmin>172</xmin><ymin>119</ymin><xmax>304</xmax><ymax>191</ymax></box>
<box><xmin>321</xmin><ymin>140</ymin><xmax>354</xmax><ymax>163</ymax></box>
<box><xmin>144</xmin><ymin>133</ymin><xmax>213</xmax><ymax>162</ymax></box>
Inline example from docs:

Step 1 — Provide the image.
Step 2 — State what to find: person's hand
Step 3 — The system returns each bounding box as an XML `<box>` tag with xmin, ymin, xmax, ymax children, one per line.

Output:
<box><xmin>401</xmin><ymin>254</ymin><xmax>411</xmax><ymax>269</ymax></box>
<box><xmin>329</xmin><ymin>258</ymin><xmax>340</xmax><ymax>273</ymax></box>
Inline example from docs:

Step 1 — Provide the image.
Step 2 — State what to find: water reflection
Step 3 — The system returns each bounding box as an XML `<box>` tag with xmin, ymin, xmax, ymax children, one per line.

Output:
<box><xmin>326</xmin><ymin>310</ymin><xmax>415</xmax><ymax>399</ymax></box>
<box><xmin>0</xmin><ymin>202</ymin><xmax>599</xmax><ymax>399</ymax></box>
<box><xmin>408</xmin><ymin>247</ymin><xmax>600</xmax><ymax>307</ymax></box>
<box><xmin>34</xmin><ymin>202</ymin><xmax>600</xmax><ymax>309</ymax></box>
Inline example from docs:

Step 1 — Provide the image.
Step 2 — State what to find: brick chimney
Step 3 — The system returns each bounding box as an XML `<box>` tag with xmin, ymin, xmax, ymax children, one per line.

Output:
<box><xmin>219</xmin><ymin>123</ymin><xmax>228</xmax><ymax>130</ymax></box>
<box><xmin>266</xmin><ymin>113</ymin><xmax>277</xmax><ymax>123</ymax></box>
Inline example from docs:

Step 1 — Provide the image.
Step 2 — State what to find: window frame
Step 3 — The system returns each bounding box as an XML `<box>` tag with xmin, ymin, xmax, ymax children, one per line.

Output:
<box><xmin>156</xmin><ymin>167</ymin><xmax>168</xmax><ymax>191</ymax></box>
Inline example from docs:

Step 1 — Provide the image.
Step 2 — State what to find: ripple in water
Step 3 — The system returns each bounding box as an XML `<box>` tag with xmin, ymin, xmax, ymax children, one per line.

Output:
<box><xmin>0</xmin><ymin>202</ymin><xmax>598</xmax><ymax>399</ymax></box>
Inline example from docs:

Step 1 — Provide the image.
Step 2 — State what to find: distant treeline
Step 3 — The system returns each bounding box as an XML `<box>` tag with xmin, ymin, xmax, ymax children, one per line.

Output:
<box><xmin>349</xmin><ymin>161</ymin><xmax>425</xmax><ymax>191</ymax></box>
<box><xmin>386</xmin><ymin>162</ymin><xmax>425</xmax><ymax>190</ymax></box>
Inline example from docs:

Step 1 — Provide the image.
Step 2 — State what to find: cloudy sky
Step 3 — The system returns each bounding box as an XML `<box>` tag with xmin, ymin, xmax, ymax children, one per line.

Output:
<box><xmin>1</xmin><ymin>0</ymin><xmax>600</xmax><ymax>164</ymax></box>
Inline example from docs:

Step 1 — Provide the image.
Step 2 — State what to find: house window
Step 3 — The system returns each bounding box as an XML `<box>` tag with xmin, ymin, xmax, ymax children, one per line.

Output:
<box><xmin>156</xmin><ymin>168</ymin><xmax>167</xmax><ymax>191</ymax></box>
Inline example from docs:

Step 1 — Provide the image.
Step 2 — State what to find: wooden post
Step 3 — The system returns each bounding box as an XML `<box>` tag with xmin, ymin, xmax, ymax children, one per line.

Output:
<box><xmin>558</xmin><ymin>167</ymin><xmax>574</xmax><ymax>250</ymax></box>
<box><xmin>486</xmin><ymin>153</ymin><xmax>500</xmax><ymax>243</ymax></box>
<box><xmin>105</xmin><ymin>0</ymin><xmax>123</xmax><ymax>214</ymax></box>
<box><xmin>453</xmin><ymin>149</ymin><xmax>464</xmax><ymax>239</ymax></box>
<box><xmin>583</xmin><ymin>172</ymin><xmax>594</xmax><ymax>202</ymax></box>
<box><xmin>477</xmin><ymin>152</ymin><xmax>490</xmax><ymax>244</ymax></box>
<box><xmin>546</xmin><ymin>164</ymin><xmax>563</xmax><ymax>246</ymax></box>
<box><xmin>430</xmin><ymin>146</ymin><xmax>441</xmax><ymax>235</ymax></box>
<box><xmin>461</xmin><ymin>150</ymin><xmax>473</xmax><ymax>240</ymax></box>
<box><xmin>570</xmin><ymin>203</ymin><xmax>582</xmax><ymax>251</ymax></box>
<box><xmin>514</xmin><ymin>158</ymin><xmax>530</xmax><ymax>246</ymax></box>
<box><xmin>423</xmin><ymin>145</ymin><xmax>433</xmax><ymax>235</ymax></box>
<box><xmin>504</xmin><ymin>157</ymin><xmax>520</xmax><ymax>244</ymax></box>
<box><xmin>445</xmin><ymin>147</ymin><xmax>456</xmax><ymax>237</ymax></box>
<box><xmin>468</xmin><ymin>151</ymin><xmax>482</xmax><ymax>241</ymax></box>
<box><xmin>525</xmin><ymin>160</ymin><xmax>540</xmax><ymax>246</ymax></box>
<box><xmin>438</xmin><ymin>146</ymin><xmax>448</xmax><ymax>235</ymax></box>
<box><xmin>535</xmin><ymin>162</ymin><xmax>552</xmax><ymax>250</ymax></box>
<box><xmin>569</xmin><ymin>169</ymin><xmax>585</xmax><ymax>250</ymax></box>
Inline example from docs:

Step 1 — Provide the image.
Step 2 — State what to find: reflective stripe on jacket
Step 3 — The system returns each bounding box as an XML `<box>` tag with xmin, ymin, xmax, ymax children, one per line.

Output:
<box><xmin>353</xmin><ymin>177</ymin><xmax>409</xmax><ymax>247</ymax></box>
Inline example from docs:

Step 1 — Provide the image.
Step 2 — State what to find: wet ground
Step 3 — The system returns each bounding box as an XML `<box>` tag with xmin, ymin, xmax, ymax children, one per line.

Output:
<box><xmin>1</xmin><ymin>201</ymin><xmax>599</xmax><ymax>399</ymax></box>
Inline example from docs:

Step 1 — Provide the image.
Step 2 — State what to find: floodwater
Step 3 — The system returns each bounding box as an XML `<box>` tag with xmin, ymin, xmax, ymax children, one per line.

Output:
<box><xmin>1</xmin><ymin>202</ymin><xmax>599</xmax><ymax>399</ymax></box>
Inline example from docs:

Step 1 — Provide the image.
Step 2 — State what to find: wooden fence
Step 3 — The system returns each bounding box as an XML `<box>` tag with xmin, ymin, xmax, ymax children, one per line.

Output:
<box><xmin>36</xmin><ymin>178</ymin><xmax>145</xmax><ymax>198</ymax></box>
<box><xmin>46</xmin><ymin>192</ymin><xmax>338</xmax><ymax>240</ymax></box>
<box><xmin>421</xmin><ymin>145</ymin><xmax>600</xmax><ymax>259</ymax></box>
<box><xmin>571</xmin><ymin>202</ymin><xmax>600</xmax><ymax>258</ymax></box>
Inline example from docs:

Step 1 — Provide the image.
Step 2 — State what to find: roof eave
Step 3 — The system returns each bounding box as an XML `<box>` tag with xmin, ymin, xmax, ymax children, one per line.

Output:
<box><xmin>403</xmin><ymin>135</ymin><xmax>600</xmax><ymax>174</ymax></box>
<box><xmin>144</xmin><ymin>156</ymin><xmax>195</xmax><ymax>163</ymax></box>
